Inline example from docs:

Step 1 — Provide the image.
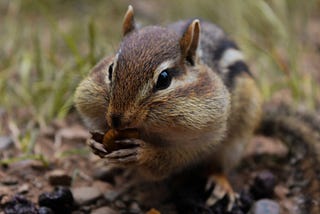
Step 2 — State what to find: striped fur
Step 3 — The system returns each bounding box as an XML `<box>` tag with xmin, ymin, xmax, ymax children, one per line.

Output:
<box><xmin>169</xmin><ymin>20</ymin><xmax>253</xmax><ymax>90</ymax></box>
<box><xmin>75</xmin><ymin>13</ymin><xmax>262</xmax><ymax>180</ymax></box>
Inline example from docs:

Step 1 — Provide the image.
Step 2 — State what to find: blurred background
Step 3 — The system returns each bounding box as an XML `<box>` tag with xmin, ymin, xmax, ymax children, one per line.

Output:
<box><xmin>0</xmin><ymin>0</ymin><xmax>320</xmax><ymax>149</ymax></box>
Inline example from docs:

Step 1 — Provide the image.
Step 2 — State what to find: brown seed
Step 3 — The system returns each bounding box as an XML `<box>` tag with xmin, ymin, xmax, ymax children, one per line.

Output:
<box><xmin>102</xmin><ymin>129</ymin><xmax>139</xmax><ymax>153</ymax></box>
<box><xmin>102</xmin><ymin>129</ymin><xmax>119</xmax><ymax>150</ymax></box>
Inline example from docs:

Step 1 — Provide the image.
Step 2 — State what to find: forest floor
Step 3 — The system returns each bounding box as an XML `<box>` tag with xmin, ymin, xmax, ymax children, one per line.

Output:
<box><xmin>1</xmin><ymin>106</ymin><xmax>319</xmax><ymax>214</ymax></box>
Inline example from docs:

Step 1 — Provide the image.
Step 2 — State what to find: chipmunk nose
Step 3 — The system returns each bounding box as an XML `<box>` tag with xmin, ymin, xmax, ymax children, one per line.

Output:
<box><xmin>110</xmin><ymin>114</ymin><xmax>122</xmax><ymax>129</ymax></box>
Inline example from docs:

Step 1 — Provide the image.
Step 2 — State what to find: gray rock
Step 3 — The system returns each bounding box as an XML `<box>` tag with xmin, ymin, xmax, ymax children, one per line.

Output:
<box><xmin>104</xmin><ymin>190</ymin><xmax>121</xmax><ymax>203</ymax></box>
<box><xmin>0</xmin><ymin>186</ymin><xmax>11</xmax><ymax>197</ymax></box>
<box><xmin>91</xmin><ymin>206</ymin><xmax>119</xmax><ymax>214</ymax></box>
<box><xmin>249</xmin><ymin>199</ymin><xmax>280</xmax><ymax>214</ymax></box>
<box><xmin>1</xmin><ymin>176</ymin><xmax>18</xmax><ymax>185</ymax></box>
<box><xmin>72</xmin><ymin>186</ymin><xmax>102</xmax><ymax>205</ymax></box>
<box><xmin>129</xmin><ymin>202</ymin><xmax>141</xmax><ymax>213</ymax></box>
<box><xmin>18</xmin><ymin>184</ymin><xmax>29</xmax><ymax>194</ymax></box>
<box><xmin>93</xmin><ymin>181</ymin><xmax>113</xmax><ymax>194</ymax></box>
<box><xmin>0</xmin><ymin>136</ymin><xmax>13</xmax><ymax>150</ymax></box>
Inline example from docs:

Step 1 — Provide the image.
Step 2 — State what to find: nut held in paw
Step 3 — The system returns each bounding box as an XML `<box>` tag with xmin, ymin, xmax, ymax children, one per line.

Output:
<box><xmin>102</xmin><ymin>129</ymin><xmax>139</xmax><ymax>153</ymax></box>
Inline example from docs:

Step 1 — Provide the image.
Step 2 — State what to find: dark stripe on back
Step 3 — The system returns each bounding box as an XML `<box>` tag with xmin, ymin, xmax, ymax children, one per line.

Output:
<box><xmin>226</xmin><ymin>61</ymin><xmax>252</xmax><ymax>88</ymax></box>
<box><xmin>213</xmin><ymin>39</ymin><xmax>239</xmax><ymax>61</ymax></box>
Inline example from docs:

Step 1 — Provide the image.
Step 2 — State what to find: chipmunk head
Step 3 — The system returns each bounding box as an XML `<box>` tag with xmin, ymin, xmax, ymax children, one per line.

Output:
<box><xmin>106</xmin><ymin>6</ymin><xmax>229</xmax><ymax>137</ymax></box>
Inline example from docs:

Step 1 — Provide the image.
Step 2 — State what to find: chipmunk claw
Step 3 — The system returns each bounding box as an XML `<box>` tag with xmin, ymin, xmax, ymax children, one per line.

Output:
<box><xmin>205</xmin><ymin>173</ymin><xmax>239</xmax><ymax>211</ymax></box>
<box><xmin>87</xmin><ymin>138</ymin><xmax>108</xmax><ymax>158</ymax></box>
<box><xmin>104</xmin><ymin>138</ymin><xmax>143</xmax><ymax>165</ymax></box>
<box><xmin>104</xmin><ymin>148</ymin><xmax>139</xmax><ymax>164</ymax></box>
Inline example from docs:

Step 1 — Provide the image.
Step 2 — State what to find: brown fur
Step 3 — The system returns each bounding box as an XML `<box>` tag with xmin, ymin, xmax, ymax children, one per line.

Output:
<box><xmin>74</xmin><ymin>7</ymin><xmax>262</xmax><ymax>180</ymax></box>
<box><xmin>210</xmin><ymin>75</ymin><xmax>262</xmax><ymax>172</ymax></box>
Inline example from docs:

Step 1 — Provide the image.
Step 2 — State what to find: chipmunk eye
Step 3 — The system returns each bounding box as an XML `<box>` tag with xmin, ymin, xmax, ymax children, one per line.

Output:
<box><xmin>155</xmin><ymin>69</ymin><xmax>172</xmax><ymax>91</ymax></box>
<box><xmin>108</xmin><ymin>63</ymin><xmax>114</xmax><ymax>81</ymax></box>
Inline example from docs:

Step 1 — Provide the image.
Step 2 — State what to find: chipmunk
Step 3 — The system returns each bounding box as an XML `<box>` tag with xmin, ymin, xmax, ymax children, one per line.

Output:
<box><xmin>74</xmin><ymin>5</ymin><xmax>320</xmax><ymax>212</ymax></box>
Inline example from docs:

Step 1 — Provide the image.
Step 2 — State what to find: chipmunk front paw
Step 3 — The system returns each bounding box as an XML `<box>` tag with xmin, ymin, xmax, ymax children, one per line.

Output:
<box><xmin>103</xmin><ymin>138</ymin><xmax>144</xmax><ymax>166</ymax></box>
<box><xmin>87</xmin><ymin>138</ymin><xmax>108</xmax><ymax>158</ymax></box>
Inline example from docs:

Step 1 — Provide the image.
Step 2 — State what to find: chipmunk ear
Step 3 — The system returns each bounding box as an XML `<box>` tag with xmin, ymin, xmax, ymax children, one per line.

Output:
<box><xmin>122</xmin><ymin>5</ymin><xmax>136</xmax><ymax>37</ymax></box>
<box><xmin>179</xmin><ymin>19</ymin><xmax>201</xmax><ymax>66</ymax></box>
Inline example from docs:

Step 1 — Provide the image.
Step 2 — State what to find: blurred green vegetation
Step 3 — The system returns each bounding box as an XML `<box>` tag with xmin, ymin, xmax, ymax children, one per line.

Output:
<box><xmin>0</xmin><ymin>0</ymin><xmax>319</xmax><ymax>140</ymax></box>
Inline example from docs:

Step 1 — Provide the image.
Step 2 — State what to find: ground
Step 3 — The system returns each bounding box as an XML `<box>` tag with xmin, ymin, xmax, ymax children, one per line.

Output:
<box><xmin>1</xmin><ymin>109</ymin><xmax>319</xmax><ymax>213</ymax></box>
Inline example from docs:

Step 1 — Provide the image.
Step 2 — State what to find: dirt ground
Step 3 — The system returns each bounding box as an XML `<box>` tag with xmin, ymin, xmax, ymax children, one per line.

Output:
<box><xmin>1</xmin><ymin>109</ymin><xmax>319</xmax><ymax>214</ymax></box>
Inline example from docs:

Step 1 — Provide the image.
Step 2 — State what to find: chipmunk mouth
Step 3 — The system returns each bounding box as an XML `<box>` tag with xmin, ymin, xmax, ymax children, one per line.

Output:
<box><xmin>90</xmin><ymin>128</ymin><xmax>139</xmax><ymax>144</ymax></box>
<box><xmin>90</xmin><ymin>128</ymin><xmax>140</xmax><ymax>154</ymax></box>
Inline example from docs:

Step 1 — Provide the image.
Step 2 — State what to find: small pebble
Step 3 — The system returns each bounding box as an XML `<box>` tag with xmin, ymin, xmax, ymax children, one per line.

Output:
<box><xmin>129</xmin><ymin>202</ymin><xmax>141</xmax><ymax>213</ymax></box>
<box><xmin>0</xmin><ymin>185</ymin><xmax>11</xmax><ymax>197</ymax></box>
<box><xmin>1</xmin><ymin>177</ymin><xmax>18</xmax><ymax>186</ymax></box>
<box><xmin>274</xmin><ymin>185</ymin><xmax>289</xmax><ymax>200</ymax></box>
<box><xmin>72</xmin><ymin>186</ymin><xmax>102</xmax><ymax>205</ymax></box>
<box><xmin>33</xmin><ymin>179</ymin><xmax>43</xmax><ymax>189</ymax></box>
<box><xmin>93</xmin><ymin>180</ymin><xmax>113</xmax><ymax>194</ymax></box>
<box><xmin>30</xmin><ymin>160</ymin><xmax>47</xmax><ymax>170</ymax></box>
<box><xmin>48</xmin><ymin>169</ymin><xmax>72</xmax><ymax>186</ymax></box>
<box><xmin>0</xmin><ymin>136</ymin><xmax>13</xmax><ymax>151</ymax></box>
<box><xmin>38</xmin><ymin>186</ymin><xmax>74</xmax><ymax>214</ymax></box>
<box><xmin>17</xmin><ymin>184</ymin><xmax>29</xmax><ymax>194</ymax></box>
<box><xmin>250</xmin><ymin>171</ymin><xmax>276</xmax><ymax>199</ymax></box>
<box><xmin>4</xmin><ymin>195</ymin><xmax>37</xmax><ymax>214</ymax></box>
<box><xmin>249</xmin><ymin>199</ymin><xmax>280</xmax><ymax>214</ymax></box>
<box><xmin>91</xmin><ymin>206</ymin><xmax>119</xmax><ymax>214</ymax></box>
<box><xmin>38</xmin><ymin>206</ymin><xmax>54</xmax><ymax>214</ymax></box>
<box><xmin>104</xmin><ymin>190</ymin><xmax>120</xmax><ymax>202</ymax></box>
